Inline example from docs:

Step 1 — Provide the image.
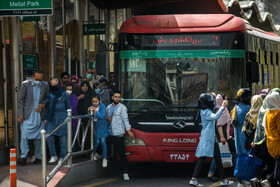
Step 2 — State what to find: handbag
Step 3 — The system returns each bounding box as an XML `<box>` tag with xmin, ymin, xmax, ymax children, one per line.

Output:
<box><xmin>234</xmin><ymin>148</ymin><xmax>263</xmax><ymax>181</ymax></box>
<box><xmin>218</xmin><ymin>142</ymin><xmax>233</xmax><ymax>168</ymax></box>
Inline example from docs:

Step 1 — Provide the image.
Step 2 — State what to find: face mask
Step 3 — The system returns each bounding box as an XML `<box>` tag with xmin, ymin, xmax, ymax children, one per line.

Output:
<box><xmin>51</xmin><ymin>85</ymin><xmax>59</xmax><ymax>91</ymax></box>
<box><xmin>66</xmin><ymin>90</ymin><xmax>72</xmax><ymax>95</ymax></box>
<box><xmin>87</xmin><ymin>74</ymin><xmax>93</xmax><ymax>80</ymax></box>
<box><xmin>95</xmin><ymin>89</ymin><xmax>101</xmax><ymax>95</ymax></box>
<box><xmin>34</xmin><ymin>80</ymin><xmax>41</xmax><ymax>86</ymax></box>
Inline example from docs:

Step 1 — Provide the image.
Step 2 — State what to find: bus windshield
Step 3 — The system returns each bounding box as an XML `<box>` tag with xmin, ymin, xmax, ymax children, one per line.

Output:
<box><xmin>119</xmin><ymin>32</ymin><xmax>247</xmax><ymax>112</ymax></box>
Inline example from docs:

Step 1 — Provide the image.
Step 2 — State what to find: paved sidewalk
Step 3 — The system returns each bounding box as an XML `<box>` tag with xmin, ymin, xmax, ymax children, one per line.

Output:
<box><xmin>0</xmin><ymin>157</ymin><xmax>99</xmax><ymax>187</ymax></box>
<box><xmin>0</xmin><ymin>163</ymin><xmax>56</xmax><ymax>187</ymax></box>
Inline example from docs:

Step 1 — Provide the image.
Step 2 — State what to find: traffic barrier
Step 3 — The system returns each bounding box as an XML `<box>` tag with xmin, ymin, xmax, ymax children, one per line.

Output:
<box><xmin>10</xmin><ymin>148</ymin><xmax>16</xmax><ymax>187</ymax></box>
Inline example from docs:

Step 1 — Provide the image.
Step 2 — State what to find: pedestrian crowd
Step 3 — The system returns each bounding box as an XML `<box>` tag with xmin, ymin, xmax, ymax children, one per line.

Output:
<box><xmin>17</xmin><ymin>68</ymin><xmax>134</xmax><ymax>180</ymax></box>
<box><xmin>16</xmin><ymin>68</ymin><xmax>280</xmax><ymax>184</ymax></box>
<box><xmin>190</xmin><ymin>88</ymin><xmax>280</xmax><ymax>187</ymax></box>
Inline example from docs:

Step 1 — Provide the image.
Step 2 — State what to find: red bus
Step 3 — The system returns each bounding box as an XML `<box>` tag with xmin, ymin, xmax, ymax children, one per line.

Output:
<box><xmin>117</xmin><ymin>14</ymin><xmax>280</xmax><ymax>162</ymax></box>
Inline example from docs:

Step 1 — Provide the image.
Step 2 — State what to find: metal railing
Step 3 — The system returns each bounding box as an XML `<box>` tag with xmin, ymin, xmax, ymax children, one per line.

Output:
<box><xmin>40</xmin><ymin>109</ymin><xmax>94</xmax><ymax>187</ymax></box>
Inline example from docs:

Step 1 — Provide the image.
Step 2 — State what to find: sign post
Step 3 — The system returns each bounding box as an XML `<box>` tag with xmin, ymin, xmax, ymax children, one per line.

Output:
<box><xmin>0</xmin><ymin>0</ymin><xmax>53</xmax><ymax>16</ymax></box>
<box><xmin>83</xmin><ymin>24</ymin><xmax>106</xmax><ymax>35</ymax></box>
<box><xmin>23</xmin><ymin>54</ymin><xmax>38</xmax><ymax>70</ymax></box>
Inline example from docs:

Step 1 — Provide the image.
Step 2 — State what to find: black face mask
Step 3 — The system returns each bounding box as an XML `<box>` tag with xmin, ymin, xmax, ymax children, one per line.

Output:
<box><xmin>51</xmin><ymin>85</ymin><xmax>59</xmax><ymax>91</ymax></box>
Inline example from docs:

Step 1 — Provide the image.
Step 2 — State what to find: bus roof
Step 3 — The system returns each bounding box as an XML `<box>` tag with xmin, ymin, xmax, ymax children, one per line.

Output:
<box><xmin>119</xmin><ymin>14</ymin><xmax>248</xmax><ymax>33</ymax></box>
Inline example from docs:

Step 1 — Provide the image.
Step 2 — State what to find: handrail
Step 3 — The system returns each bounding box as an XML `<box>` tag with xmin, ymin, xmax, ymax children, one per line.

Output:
<box><xmin>40</xmin><ymin>109</ymin><xmax>94</xmax><ymax>187</ymax></box>
<box><xmin>45</xmin><ymin>117</ymin><xmax>71</xmax><ymax>139</ymax></box>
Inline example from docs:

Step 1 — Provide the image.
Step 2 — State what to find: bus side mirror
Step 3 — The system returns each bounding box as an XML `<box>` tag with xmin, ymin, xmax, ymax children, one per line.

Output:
<box><xmin>246</xmin><ymin>52</ymin><xmax>259</xmax><ymax>83</ymax></box>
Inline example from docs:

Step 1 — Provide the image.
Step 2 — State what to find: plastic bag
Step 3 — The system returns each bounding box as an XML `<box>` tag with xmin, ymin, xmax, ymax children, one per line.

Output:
<box><xmin>219</xmin><ymin>142</ymin><xmax>233</xmax><ymax>168</ymax></box>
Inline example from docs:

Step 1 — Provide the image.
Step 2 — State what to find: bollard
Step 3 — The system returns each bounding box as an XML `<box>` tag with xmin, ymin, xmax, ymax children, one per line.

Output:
<box><xmin>10</xmin><ymin>148</ymin><xmax>16</xmax><ymax>187</ymax></box>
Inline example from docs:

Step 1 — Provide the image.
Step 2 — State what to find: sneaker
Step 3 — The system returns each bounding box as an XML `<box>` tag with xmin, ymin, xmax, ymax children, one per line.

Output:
<box><xmin>220</xmin><ymin>179</ymin><xmax>234</xmax><ymax>186</ymax></box>
<box><xmin>17</xmin><ymin>158</ymin><xmax>26</xmax><ymax>165</ymax></box>
<box><xmin>237</xmin><ymin>183</ymin><xmax>243</xmax><ymax>187</ymax></box>
<box><xmin>94</xmin><ymin>153</ymin><xmax>102</xmax><ymax>160</ymax></box>
<box><xmin>189</xmin><ymin>180</ymin><xmax>203</xmax><ymax>186</ymax></box>
<box><xmin>250</xmin><ymin>178</ymin><xmax>260</xmax><ymax>187</ymax></box>
<box><xmin>260</xmin><ymin>180</ymin><xmax>271</xmax><ymax>187</ymax></box>
<box><xmin>102</xmin><ymin>159</ymin><xmax>107</xmax><ymax>168</ymax></box>
<box><xmin>26</xmin><ymin>155</ymin><xmax>36</xmax><ymax>164</ymax></box>
<box><xmin>49</xmin><ymin>156</ymin><xmax>58</xmax><ymax>163</ymax></box>
<box><xmin>94</xmin><ymin>155</ymin><xmax>98</xmax><ymax>161</ymax></box>
<box><xmin>207</xmin><ymin>176</ymin><xmax>220</xmax><ymax>182</ymax></box>
<box><xmin>123</xmin><ymin>173</ymin><xmax>130</xmax><ymax>181</ymax></box>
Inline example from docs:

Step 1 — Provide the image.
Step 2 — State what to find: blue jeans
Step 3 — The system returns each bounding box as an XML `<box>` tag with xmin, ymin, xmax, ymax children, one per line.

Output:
<box><xmin>20</xmin><ymin>136</ymin><xmax>42</xmax><ymax>159</ymax></box>
<box><xmin>47</xmin><ymin>135</ymin><xmax>67</xmax><ymax>159</ymax></box>
<box><xmin>94</xmin><ymin>137</ymin><xmax>107</xmax><ymax>159</ymax></box>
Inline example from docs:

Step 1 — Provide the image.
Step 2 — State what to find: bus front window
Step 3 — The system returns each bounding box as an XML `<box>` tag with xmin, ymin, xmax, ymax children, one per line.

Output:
<box><xmin>120</xmin><ymin>56</ymin><xmax>245</xmax><ymax>112</ymax></box>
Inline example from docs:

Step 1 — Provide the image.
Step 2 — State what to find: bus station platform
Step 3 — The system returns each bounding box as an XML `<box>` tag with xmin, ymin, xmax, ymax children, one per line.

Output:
<box><xmin>0</xmin><ymin>157</ymin><xmax>119</xmax><ymax>187</ymax></box>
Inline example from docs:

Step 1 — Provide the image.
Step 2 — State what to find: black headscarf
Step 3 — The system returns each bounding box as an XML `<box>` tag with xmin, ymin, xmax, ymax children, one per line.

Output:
<box><xmin>77</xmin><ymin>81</ymin><xmax>93</xmax><ymax>115</ymax></box>
<box><xmin>194</xmin><ymin>93</ymin><xmax>215</xmax><ymax>132</ymax></box>
<box><xmin>48</xmin><ymin>77</ymin><xmax>63</xmax><ymax>121</ymax></box>
<box><xmin>198</xmin><ymin>93</ymin><xmax>215</xmax><ymax>110</ymax></box>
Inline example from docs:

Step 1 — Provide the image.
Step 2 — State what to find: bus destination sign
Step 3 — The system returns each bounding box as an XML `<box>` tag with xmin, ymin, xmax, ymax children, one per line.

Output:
<box><xmin>0</xmin><ymin>0</ymin><xmax>52</xmax><ymax>16</ymax></box>
<box><xmin>140</xmin><ymin>34</ymin><xmax>220</xmax><ymax>47</ymax></box>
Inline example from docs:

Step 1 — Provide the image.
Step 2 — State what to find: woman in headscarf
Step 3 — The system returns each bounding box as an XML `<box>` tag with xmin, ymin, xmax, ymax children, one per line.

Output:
<box><xmin>77</xmin><ymin>81</ymin><xmax>93</xmax><ymax>115</ymax></box>
<box><xmin>242</xmin><ymin>95</ymin><xmax>263</xmax><ymax>151</ymax></box>
<box><xmin>207</xmin><ymin>94</ymin><xmax>232</xmax><ymax>182</ymax></box>
<box><xmin>65</xmin><ymin>83</ymin><xmax>79</xmax><ymax>151</ymax></box>
<box><xmin>230</xmin><ymin>88</ymin><xmax>251</xmax><ymax>186</ymax></box>
<box><xmin>231</xmin><ymin>88</ymin><xmax>251</xmax><ymax>155</ymax></box>
<box><xmin>254</xmin><ymin>88</ymin><xmax>280</xmax><ymax>146</ymax></box>
<box><xmin>76</xmin><ymin>81</ymin><xmax>93</xmax><ymax>150</ymax></box>
<box><xmin>45</xmin><ymin>77</ymin><xmax>71</xmax><ymax>163</ymax></box>
<box><xmin>250</xmin><ymin>89</ymin><xmax>280</xmax><ymax>187</ymax></box>
<box><xmin>189</xmin><ymin>93</ymin><xmax>233</xmax><ymax>186</ymax></box>
<box><xmin>70</xmin><ymin>75</ymin><xmax>80</xmax><ymax>93</ymax></box>
<box><xmin>260</xmin><ymin>92</ymin><xmax>280</xmax><ymax>186</ymax></box>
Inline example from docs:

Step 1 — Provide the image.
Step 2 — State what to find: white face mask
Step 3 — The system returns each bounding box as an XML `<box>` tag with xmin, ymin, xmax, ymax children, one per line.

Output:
<box><xmin>66</xmin><ymin>90</ymin><xmax>72</xmax><ymax>95</ymax></box>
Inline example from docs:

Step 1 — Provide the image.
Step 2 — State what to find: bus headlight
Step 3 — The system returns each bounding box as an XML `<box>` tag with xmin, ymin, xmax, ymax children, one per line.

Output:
<box><xmin>124</xmin><ymin>137</ymin><xmax>146</xmax><ymax>146</ymax></box>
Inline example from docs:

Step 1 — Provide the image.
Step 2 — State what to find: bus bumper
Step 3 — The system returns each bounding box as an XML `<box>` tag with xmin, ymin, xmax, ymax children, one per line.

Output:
<box><xmin>125</xmin><ymin>146</ymin><xmax>198</xmax><ymax>162</ymax></box>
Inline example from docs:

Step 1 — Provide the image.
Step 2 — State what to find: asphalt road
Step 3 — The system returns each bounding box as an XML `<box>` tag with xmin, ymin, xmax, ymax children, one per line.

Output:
<box><xmin>74</xmin><ymin>162</ymin><xmax>237</xmax><ymax>187</ymax></box>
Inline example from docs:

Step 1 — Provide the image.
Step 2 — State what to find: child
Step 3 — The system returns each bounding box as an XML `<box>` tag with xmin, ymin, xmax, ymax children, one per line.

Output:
<box><xmin>88</xmin><ymin>94</ymin><xmax>108</xmax><ymax>167</ymax></box>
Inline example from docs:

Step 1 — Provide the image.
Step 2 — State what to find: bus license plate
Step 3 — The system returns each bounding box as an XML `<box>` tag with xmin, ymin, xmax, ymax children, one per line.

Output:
<box><xmin>164</xmin><ymin>151</ymin><xmax>195</xmax><ymax>162</ymax></box>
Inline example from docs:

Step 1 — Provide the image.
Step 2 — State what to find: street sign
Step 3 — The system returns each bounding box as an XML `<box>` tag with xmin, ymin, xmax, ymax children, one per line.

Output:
<box><xmin>89</xmin><ymin>61</ymin><xmax>96</xmax><ymax>69</ymax></box>
<box><xmin>23</xmin><ymin>54</ymin><xmax>38</xmax><ymax>70</ymax></box>
<box><xmin>0</xmin><ymin>0</ymin><xmax>53</xmax><ymax>16</ymax></box>
<box><xmin>83</xmin><ymin>24</ymin><xmax>106</xmax><ymax>35</ymax></box>
<box><xmin>20</xmin><ymin>16</ymin><xmax>40</xmax><ymax>22</ymax></box>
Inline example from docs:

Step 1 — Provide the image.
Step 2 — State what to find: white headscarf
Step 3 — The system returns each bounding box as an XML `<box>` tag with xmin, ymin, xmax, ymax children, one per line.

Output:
<box><xmin>262</xmin><ymin>92</ymin><xmax>280</xmax><ymax>128</ymax></box>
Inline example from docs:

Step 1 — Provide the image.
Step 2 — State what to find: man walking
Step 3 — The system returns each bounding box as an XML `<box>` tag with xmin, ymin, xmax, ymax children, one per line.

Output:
<box><xmin>106</xmin><ymin>91</ymin><xmax>134</xmax><ymax>180</ymax></box>
<box><xmin>17</xmin><ymin>70</ymin><xmax>49</xmax><ymax>165</ymax></box>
